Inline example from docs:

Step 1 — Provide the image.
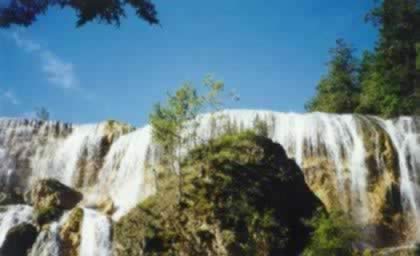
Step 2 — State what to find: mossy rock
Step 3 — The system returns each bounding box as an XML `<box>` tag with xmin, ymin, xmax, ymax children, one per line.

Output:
<box><xmin>34</xmin><ymin>205</ymin><xmax>64</xmax><ymax>226</ymax></box>
<box><xmin>115</xmin><ymin>131</ymin><xmax>323</xmax><ymax>256</ymax></box>
<box><xmin>59</xmin><ymin>207</ymin><xmax>84</xmax><ymax>256</ymax></box>
<box><xmin>30</xmin><ymin>179</ymin><xmax>83</xmax><ymax>210</ymax></box>
<box><xmin>29</xmin><ymin>179</ymin><xmax>82</xmax><ymax>227</ymax></box>
<box><xmin>0</xmin><ymin>223</ymin><xmax>39</xmax><ymax>256</ymax></box>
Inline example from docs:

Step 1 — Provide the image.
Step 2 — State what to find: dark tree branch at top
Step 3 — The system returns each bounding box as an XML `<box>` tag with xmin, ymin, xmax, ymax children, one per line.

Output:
<box><xmin>0</xmin><ymin>0</ymin><xmax>159</xmax><ymax>28</ymax></box>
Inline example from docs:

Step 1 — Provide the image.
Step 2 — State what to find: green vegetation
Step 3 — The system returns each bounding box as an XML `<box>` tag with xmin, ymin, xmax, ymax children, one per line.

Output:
<box><xmin>307</xmin><ymin>0</ymin><xmax>419</xmax><ymax>118</ymax></box>
<box><xmin>302</xmin><ymin>210</ymin><xmax>360</xmax><ymax>256</ymax></box>
<box><xmin>305</xmin><ymin>39</ymin><xmax>360</xmax><ymax>114</ymax></box>
<box><xmin>252</xmin><ymin>114</ymin><xmax>270</xmax><ymax>137</ymax></box>
<box><xmin>115</xmin><ymin>131</ymin><xmax>323</xmax><ymax>256</ymax></box>
<box><xmin>0</xmin><ymin>0</ymin><xmax>158</xmax><ymax>28</ymax></box>
<box><xmin>149</xmin><ymin>77</ymin><xmax>225</xmax><ymax>200</ymax></box>
<box><xmin>35</xmin><ymin>107</ymin><xmax>50</xmax><ymax>121</ymax></box>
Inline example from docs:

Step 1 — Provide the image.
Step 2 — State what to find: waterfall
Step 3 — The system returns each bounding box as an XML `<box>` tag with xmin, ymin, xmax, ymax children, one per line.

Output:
<box><xmin>30</xmin><ymin>124</ymin><xmax>106</xmax><ymax>187</ymax></box>
<box><xmin>29</xmin><ymin>213</ymin><xmax>70</xmax><ymax>256</ymax></box>
<box><xmin>29</xmin><ymin>223</ymin><xmax>61</xmax><ymax>256</ymax></box>
<box><xmin>198</xmin><ymin>110</ymin><xmax>420</xmax><ymax>224</ymax></box>
<box><xmin>381</xmin><ymin>117</ymin><xmax>420</xmax><ymax>236</ymax></box>
<box><xmin>0</xmin><ymin>110</ymin><xmax>419</xmax><ymax>253</ymax></box>
<box><xmin>0</xmin><ymin>147</ymin><xmax>14</xmax><ymax>189</ymax></box>
<box><xmin>0</xmin><ymin>205</ymin><xmax>33</xmax><ymax>247</ymax></box>
<box><xmin>80</xmin><ymin>208</ymin><xmax>112</xmax><ymax>256</ymax></box>
<box><xmin>92</xmin><ymin>126</ymin><xmax>154</xmax><ymax>220</ymax></box>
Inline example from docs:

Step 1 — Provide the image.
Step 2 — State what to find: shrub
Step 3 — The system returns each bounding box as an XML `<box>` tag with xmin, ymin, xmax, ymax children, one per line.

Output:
<box><xmin>303</xmin><ymin>209</ymin><xmax>360</xmax><ymax>256</ymax></box>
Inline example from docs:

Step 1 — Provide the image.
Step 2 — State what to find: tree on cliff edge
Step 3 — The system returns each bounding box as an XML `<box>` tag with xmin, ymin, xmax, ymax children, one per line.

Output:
<box><xmin>357</xmin><ymin>0</ymin><xmax>419</xmax><ymax>117</ymax></box>
<box><xmin>0</xmin><ymin>0</ymin><xmax>158</xmax><ymax>28</ymax></box>
<box><xmin>35</xmin><ymin>107</ymin><xmax>50</xmax><ymax>121</ymax></box>
<box><xmin>305</xmin><ymin>39</ymin><xmax>360</xmax><ymax>114</ymax></box>
<box><xmin>149</xmin><ymin>77</ymin><xmax>225</xmax><ymax>200</ymax></box>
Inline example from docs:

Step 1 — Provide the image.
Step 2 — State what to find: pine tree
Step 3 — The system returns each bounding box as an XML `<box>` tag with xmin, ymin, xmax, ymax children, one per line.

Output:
<box><xmin>305</xmin><ymin>39</ymin><xmax>360</xmax><ymax>114</ymax></box>
<box><xmin>359</xmin><ymin>0</ymin><xmax>419</xmax><ymax>117</ymax></box>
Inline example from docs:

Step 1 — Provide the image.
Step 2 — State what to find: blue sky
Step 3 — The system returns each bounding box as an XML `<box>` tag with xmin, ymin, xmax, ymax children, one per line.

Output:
<box><xmin>0</xmin><ymin>0</ymin><xmax>377</xmax><ymax>126</ymax></box>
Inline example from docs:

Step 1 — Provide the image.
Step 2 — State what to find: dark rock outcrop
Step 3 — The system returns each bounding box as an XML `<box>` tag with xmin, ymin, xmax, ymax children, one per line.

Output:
<box><xmin>0</xmin><ymin>223</ymin><xmax>38</xmax><ymax>256</ymax></box>
<box><xmin>0</xmin><ymin>191</ymin><xmax>24</xmax><ymax>206</ymax></box>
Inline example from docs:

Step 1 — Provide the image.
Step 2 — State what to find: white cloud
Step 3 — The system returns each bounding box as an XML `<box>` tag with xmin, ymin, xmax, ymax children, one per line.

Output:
<box><xmin>10</xmin><ymin>31</ymin><xmax>79</xmax><ymax>89</ymax></box>
<box><xmin>11</xmin><ymin>31</ymin><xmax>41</xmax><ymax>53</ymax></box>
<box><xmin>41</xmin><ymin>51</ymin><xmax>79</xmax><ymax>89</ymax></box>
<box><xmin>0</xmin><ymin>89</ymin><xmax>20</xmax><ymax>105</ymax></box>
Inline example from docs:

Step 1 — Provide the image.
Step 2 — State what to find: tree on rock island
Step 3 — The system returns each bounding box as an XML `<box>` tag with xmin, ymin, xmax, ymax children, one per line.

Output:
<box><xmin>149</xmin><ymin>77</ymin><xmax>225</xmax><ymax>201</ymax></box>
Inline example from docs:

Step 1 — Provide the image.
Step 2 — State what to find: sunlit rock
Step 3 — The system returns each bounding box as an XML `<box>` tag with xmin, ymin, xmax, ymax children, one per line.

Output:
<box><xmin>59</xmin><ymin>208</ymin><xmax>84</xmax><ymax>256</ymax></box>
<box><xmin>30</xmin><ymin>179</ymin><xmax>83</xmax><ymax>211</ymax></box>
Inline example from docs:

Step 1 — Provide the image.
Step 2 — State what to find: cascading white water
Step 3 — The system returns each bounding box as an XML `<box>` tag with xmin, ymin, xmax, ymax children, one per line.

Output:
<box><xmin>80</xmin><ymin>208</ymin><xmax>112</xmax><ymax>256</ymax></box>
<box><xmin>29</xmin><ymin>222</ymin><xmax>61</xmax><ymax>256</ymax></box>
<box><xmin>0</xmin><ymin>147</ymin><xmax>14</xmax><ymax>188</ymax></box>
<box><xmin>198</xmin><ymin>110</ymin><xmax>420</xmax><ymax>223</ymax></box>
<box><xmin>29</xmin><ymin>224</ymin><xmax>61</xmax><ymax>256</ymax></box>
<box><xmin>380</xmin><ymin>117</ymin><xmax>420</xmax><ymax>236</ymax></box>
<box><xmin>0</xmin><ymin>205</ymin><xmax>33</xmax><ymax>247</ymax></box>
<box><xmin>92</xmin><ymin>126</ymin><xmax>154</xmax><ymax>220</ymax></box>
<box><xmin>199</xmin><ymin>111</ymin><xmax>375</xmax><ymax>219</ymax></box>
<box><xmin>0</xmin><ymin>110</ymin><xmax>419</xmax><ymax>254</ymax></box>
<box><xmin>29</xmin><ymin>212</ymin><xmax>70</xmax><ymax>256</ymax></box>
<box><xmin>31</xmin><ymin>124</ymin><xmax>106</xmax><ymax>187</ymax></box>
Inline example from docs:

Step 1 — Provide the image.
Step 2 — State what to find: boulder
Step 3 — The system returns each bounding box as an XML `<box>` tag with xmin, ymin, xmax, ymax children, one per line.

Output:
<box><xmin>115</xmin><ymin>131</ymin><xmax>323</xmax><ymax>256</ymax></box>
<box><xmin>0</xmin><ymin>223</ymin><xmax>39</xmax><ymax>256</ymax></box>
<box><xmin>29</xmin><ymin>179</ymin><xmax>82</xmax><ymax>226</ymax></box>
<box><xmin>30</xmin><ymin>179</ymin><xmax>82</xmax><ymax>210</ymax></box>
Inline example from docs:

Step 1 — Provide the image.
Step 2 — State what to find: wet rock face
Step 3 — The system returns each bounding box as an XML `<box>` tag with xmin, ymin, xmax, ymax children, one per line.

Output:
<box><xmin>59</xmin><ymin>208</ymin><xmax>84</xmax><ymax>256</ymax></box>
<box><xmin>0</xmin><ymin>223</ymin><xmax>38</xmax><ymax>256</ymax></box>
<box><xmin>73</xmin><ymin>120</ymin><xmax>135</xmax><ymax>189</ymax></box>
<box><xmin>300</xmin><ymin>118</ymin><xmax>412</xmax><ymax>247</ymax></box>
<box><xmin>0</xmin><ymin>191</ymin><xmax>24</xmax><ymax>206</ymax></box>
<box><xmin>29</xmin><ymin>179</ymin><xmax>83</xmax><ymax>211</ymax></box>
<box><xmin>0</xmin><ymin>119</ymin><xmax>73</xmax><ymax>195</ymax></box>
